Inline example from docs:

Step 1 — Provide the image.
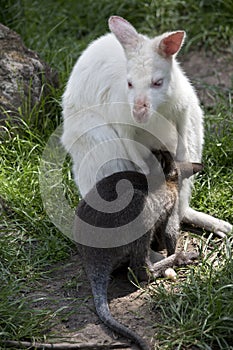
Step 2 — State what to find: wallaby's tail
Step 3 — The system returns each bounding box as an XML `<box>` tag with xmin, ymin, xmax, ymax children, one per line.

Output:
<box><xmin>90</xmin><ymin>278</ymin><xmax>150</xmax><ymax>350</ymax></box>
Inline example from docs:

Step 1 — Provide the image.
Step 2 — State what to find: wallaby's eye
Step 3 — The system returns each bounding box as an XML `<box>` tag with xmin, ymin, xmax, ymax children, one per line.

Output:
<box><xmin>127</xmin><ymin>81</ymin><xmax>133</xmax><ymax>89</ymax></box>
<box><xmin>151</xmin><ymin>78</ymin><xmax>163</xmax><ymax>88</ymax></box>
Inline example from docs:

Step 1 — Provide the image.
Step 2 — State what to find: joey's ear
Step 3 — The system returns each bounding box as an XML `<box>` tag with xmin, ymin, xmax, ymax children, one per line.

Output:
<box><xmin>179</xmin><ymin>162</ymin><xmax>203</xmax><ymax>179</ymax></box>
<box><xmin>158</xmin><ymin>31</ymin><xmax>186</xmax><ymax>58</ymax></box>
<box><xmin>108</xmin><ymin>16</ymin><xmax>139</xmax><ymax>51</ymax></box>
<box><xmin>192</xmin><ymin>163</ymin><xmax>204</xmax><ymax>175</ymax></box>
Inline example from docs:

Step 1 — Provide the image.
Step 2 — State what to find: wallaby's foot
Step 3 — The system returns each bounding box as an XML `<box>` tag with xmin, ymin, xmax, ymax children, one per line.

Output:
<box><xmin>149</xmin><ymin>250</ymin><xmax>199</xmax><ymax>279</ymax></box>
<box><xmin>175</xmin><ymin>250</ymin><xmax>199</xmax><ymax>265</ymax></box>
<box><xmin>182</xmin><ymin>207</ymin><xmax>232</xmax><ymax>238</ymax></box>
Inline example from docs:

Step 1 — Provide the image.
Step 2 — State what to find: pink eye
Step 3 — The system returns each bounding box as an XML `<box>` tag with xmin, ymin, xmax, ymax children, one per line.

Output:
<box><xmin>128</xmin><ymin>81</ymin><xmax>133</xmax><ymax>88</ymax></box>
<box><xmin>151</xmin><ymin>79</ymin><xmax>163</xmax><ymax>88</ymax></box>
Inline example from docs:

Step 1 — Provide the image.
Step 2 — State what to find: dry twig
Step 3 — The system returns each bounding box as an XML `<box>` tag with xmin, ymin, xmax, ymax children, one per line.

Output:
<box><xmin>2</xmin><ymin>340</ymin><xmax>131</xmax><ymax>349</ymax></box>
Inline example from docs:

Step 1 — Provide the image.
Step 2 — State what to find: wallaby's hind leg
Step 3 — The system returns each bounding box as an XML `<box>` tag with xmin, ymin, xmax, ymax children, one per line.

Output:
<box><xmin>183</xmin><ymin>207</ymin><xmax>232</xmax><ymax>238</ymax></box>
<box><xmin>129</xmin><ymin>235</ymin><xmax>151</xmax><ymax>281</ymax></box>
<box><xmin>180</xmin><ymin>178</ymin><xmax>232</xmax><ymax>238</ymax></box>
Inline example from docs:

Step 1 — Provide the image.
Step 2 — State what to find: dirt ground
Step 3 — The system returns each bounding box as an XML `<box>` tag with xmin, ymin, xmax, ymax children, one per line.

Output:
<box><xmin>25</xmin><ymin>230</ymin><xmax>203</xmax><ymax>350</ymax></box>
<box><xmin>20</xmin><ymin>49</ymin><xmax>233</xmax><ymax>350</ymax></box>
<box><xmin>28</xmin><ymin>233</ymin><xmax>200</xmax><ymax>350</ymax></box>
<box><xmin>181</xmin><ymin>49</ymin><xmax>232</xmax><ymax>106</ymax></box>
<box><xmin>32</xmin><ymin>252</ymin><xmax>157</xmax><ymax>349</ymax></box>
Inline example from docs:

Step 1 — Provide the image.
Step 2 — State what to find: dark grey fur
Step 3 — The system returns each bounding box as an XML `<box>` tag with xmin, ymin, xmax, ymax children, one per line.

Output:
<box><xmin>74</xmin><ymin>151</ymin><xmax>203</xmax><ymax>350</ymax></box>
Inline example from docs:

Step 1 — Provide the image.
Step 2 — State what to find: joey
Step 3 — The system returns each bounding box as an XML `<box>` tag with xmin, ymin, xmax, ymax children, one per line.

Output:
<box><xmin>73</xmin><ymin>150</ymin><xmax>203</xmax><ymax>350</ymax></box>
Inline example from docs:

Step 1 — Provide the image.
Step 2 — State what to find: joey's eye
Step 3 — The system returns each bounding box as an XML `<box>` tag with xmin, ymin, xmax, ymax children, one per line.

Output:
<box><xmin>151</xmin><ymin>78</ymin><xmax>163</xmax><ymax>88</ymax></box>
<box><xmin>160</xmin><ymin>156</ymin><xmax>166</xmax><ymax>170</ymax></box>
<box><xmin>127</xmin><ymin>81</ymin><xmax>133</xmax><ymax>89</ymax></box>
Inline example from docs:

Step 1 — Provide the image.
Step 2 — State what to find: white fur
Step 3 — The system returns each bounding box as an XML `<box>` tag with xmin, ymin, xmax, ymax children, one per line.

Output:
<box><xmin>62</xmin><ymin>16</ymin><xmax>232</xmax><ymax>236</ymax></box>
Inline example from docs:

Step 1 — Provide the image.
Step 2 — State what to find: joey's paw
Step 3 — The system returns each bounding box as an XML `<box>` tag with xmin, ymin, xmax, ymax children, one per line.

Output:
<box><xmin>176</xmin><ymin>251</ymin><xmax>199</xmax><ymax>266</ymax></box>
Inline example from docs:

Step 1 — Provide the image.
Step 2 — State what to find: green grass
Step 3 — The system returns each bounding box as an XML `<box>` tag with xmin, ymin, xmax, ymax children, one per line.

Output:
<box><xmin>0</xmin><ymin>0</ymin><xmax>232</xmax><ymax>349</ymax></box>
<box><xmin>149</xmin><ymin>94</ymin><xmax>233</xmax><ymax>350</ymax></box>
<box><xmin>148</xmin><ymin>235</ymin><xmax>233</xmax><ymax>349</ymax></box>
<box><xmin>0</xmin><ymin>119</ymin><xmax>74</xmax><ymax>344</ymax></box>
<box><xmin>1</xmin><ymin>0</ymin><xmax>233</xmax><ymax>75</ymax></box>
<box><xmin>191</xmin><ymin>96</ymin><xmax>233</xmax><ymax>224</ymax></box>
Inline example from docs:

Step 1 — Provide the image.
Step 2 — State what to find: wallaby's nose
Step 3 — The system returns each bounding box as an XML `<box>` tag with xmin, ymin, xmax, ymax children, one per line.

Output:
<box><xmin>134</xmin><ymin>97</ymin><xmax>150</xmax><ymax>109</ymax></box>
<box><xmin>133</xmin><ymin>97</ymin><xmax>150</xmax><ymax>123</ymax></box>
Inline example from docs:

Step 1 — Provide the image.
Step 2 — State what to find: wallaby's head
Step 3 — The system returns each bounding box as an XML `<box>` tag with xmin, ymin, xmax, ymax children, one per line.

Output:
<box><xmin>152</xmin><ymin>150</ymin><xmax>203</xmax><ymax>183</ymax></box>
<box><xmin>108</xmin><ymin>16</ymin><xmax>185</xmax><ymax>123</ymax></box>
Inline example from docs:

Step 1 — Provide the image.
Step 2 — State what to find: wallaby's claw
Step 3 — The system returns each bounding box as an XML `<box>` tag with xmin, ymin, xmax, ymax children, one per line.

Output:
<box><xmin>215</xmin><ymin>220</ymin><xmax>232</xmax><ymax>238</ymax></box>
<box><xmin>215</xmin><ymin>231</ymin><xmax>226</xmax><ymax>239</ymax></box>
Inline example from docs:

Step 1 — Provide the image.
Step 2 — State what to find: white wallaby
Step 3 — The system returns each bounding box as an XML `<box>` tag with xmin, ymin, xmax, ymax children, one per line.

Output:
<box><xmin>62</xmin><ymin>16</ymin><xmax>232</xmax><ymax>237</ymax></box>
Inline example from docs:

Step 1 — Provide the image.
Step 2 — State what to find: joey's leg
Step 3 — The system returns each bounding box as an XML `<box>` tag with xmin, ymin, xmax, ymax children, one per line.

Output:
<box><xmin>180</xmin><ymin>178</ymin><xmax>232</xmax><ymax>238</ymax></box>
<box><xmin>164</xmin><ymin>207</ymin><xmax>179</xmax><ymax>256</ymax></box>
<box><xmin>148</xmin><ymin>212</ymin><xmax>179</xmax><ymax>276</ymax></box>
<box><xmin>150</xmin><ymin>215</ymin><xmax>178</xmax><ymax>256</ymax></box>
<box><xmin>129</xmin><ymin>236</ymin><xmax>151</xmax><ymax>282</ymax></box>
<box><xmin>147</xmin><ymin>251</ymin><xmax>199</xmax><ymax>279</ymax></box>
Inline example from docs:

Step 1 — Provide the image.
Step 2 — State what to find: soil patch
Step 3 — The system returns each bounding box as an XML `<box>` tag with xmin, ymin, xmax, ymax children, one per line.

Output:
<box><xmin>31</xmin><ymin>252</ymin><xmax>158</xmax><ymax>349</ymax></box>
<box><xmin>25</xmin><ymin>232</ymin><xmax>201</xmax><ymax>350</ymax></box>
<box><xmin>181</xmin><ymin>49</ymin><xmax>232</xmax><ymax>106</ymax></box>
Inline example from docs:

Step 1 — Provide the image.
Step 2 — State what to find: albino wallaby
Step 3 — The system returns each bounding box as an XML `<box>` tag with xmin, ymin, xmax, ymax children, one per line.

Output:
<box><xmin>62</xmin><ymin>15</ymin><xmax>232</xmax><ymax>237</ymax></box>
<box><xmin>73</xmin><ymin>150</ymin><xmax>203</xmax><ymax>350</ymax></box>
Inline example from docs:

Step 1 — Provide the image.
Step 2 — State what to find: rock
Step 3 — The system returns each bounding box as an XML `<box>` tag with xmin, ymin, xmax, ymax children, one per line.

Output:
<box><xmin>0</xmin><ymin>23</ymin><xmax>58</xmax><ymax>124</ymax></box>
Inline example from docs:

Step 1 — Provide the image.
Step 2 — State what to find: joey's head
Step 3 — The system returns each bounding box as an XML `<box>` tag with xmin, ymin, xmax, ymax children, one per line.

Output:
<box><xmin>108</xmin><ymin>16</ymin><xmax>185</xmax><ymax>124</ymax></box>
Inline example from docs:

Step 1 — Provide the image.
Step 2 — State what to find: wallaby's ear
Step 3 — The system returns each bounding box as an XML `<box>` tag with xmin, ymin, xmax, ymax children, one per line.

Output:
<box><xmin>192</xmin><ymin>163</ymin><xmax>204</xmax><ymax>175</ymax></box>
<box><xmin>158</xmin><ymin>31</ymin><xmax>186</xmax><ymax>58</ymax></box>
<box><xmin>108</xmin><ymin>16</ymin><xmax>139</xmax><ymax>51</ymax></box>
